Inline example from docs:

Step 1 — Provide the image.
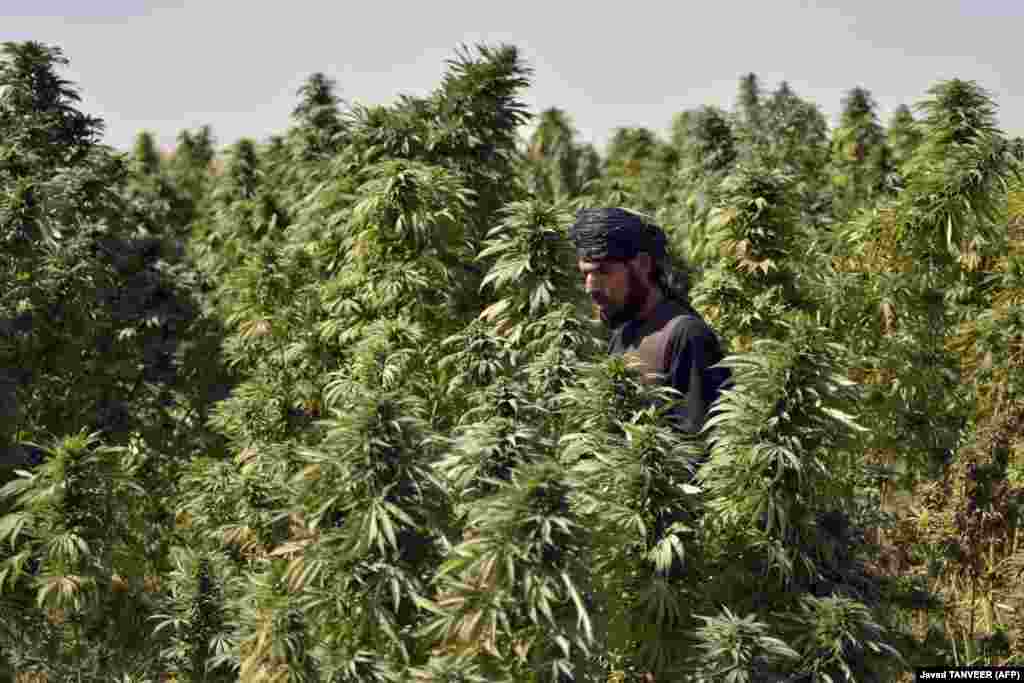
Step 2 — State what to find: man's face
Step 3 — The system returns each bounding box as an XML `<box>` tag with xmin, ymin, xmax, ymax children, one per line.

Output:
<box><xmin>578</xmin><ymin>256</ymin><xmax>651</xmax><ymax>328</ymax></box>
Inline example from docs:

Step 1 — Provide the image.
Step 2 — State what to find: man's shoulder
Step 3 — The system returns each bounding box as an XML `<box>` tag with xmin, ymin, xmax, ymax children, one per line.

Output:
<box><xmin>610</xmin><ymin>300</ymin><xmax>718</xmax><ymax>353</ymax></box>
<box><xmin>658</xmin><ymin>302</ymin><xmax>729</xmax><ymax>368</ymax></box>
<box><xmin>658</xmin><ymin>300</ymin><xmax>712</xmax><ymax>338</ymax></box>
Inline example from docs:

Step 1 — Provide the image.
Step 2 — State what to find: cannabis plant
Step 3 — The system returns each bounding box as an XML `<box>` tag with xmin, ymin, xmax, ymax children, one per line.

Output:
<box><xmin>0</xmin><ymin>431</ymin><xmax>166</xmax><ymax>679</ymax></box>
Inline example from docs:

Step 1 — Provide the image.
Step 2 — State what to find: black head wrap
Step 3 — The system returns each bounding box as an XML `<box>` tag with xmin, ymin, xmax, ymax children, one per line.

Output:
<box><xmin>568</xmin><ymin>207</ymin><xmax>667</xmax><ymax>262</ymax></box>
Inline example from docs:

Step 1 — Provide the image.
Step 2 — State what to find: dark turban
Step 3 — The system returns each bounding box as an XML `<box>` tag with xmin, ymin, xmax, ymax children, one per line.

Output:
<box><xmin>568</xmin><ymin>207</ymin><xmax>667</xmax><ymax>262</ymax></box>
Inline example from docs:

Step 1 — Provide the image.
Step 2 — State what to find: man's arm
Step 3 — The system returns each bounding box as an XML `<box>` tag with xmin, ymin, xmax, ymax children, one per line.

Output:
<box><xmin>665</xmin><ymin>319</ymin><xmax>727</xmax><ymax>435</ymax></box>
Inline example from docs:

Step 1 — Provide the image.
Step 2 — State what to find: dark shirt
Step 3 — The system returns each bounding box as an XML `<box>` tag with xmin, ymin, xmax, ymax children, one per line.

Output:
<box><xmin>608</xmin><ymin>298</ymin><xmax>730</xmax><ymax>435</ymax></box>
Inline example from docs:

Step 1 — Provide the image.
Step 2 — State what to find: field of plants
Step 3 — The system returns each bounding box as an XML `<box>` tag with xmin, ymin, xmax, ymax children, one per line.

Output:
<box><xmin>2</xmin><ymin>39</ymin><xmax>1024</xmax><ymax>681</ymax></box>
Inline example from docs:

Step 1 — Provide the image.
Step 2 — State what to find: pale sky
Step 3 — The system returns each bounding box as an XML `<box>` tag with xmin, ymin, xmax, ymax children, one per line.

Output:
<box><xmin>5</xmin><ymin>0</ymin><xmax>1022</xmax><ymax>155</ymax></box>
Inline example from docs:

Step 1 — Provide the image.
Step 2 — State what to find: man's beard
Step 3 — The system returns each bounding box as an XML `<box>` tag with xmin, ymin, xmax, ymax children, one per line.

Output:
<box><xmin>597</xmin><ymin>269</ymin><xmax>651</xmax><ymax>329</ymax></box>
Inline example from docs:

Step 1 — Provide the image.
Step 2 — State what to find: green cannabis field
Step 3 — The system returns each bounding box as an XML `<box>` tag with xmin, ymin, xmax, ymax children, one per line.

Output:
<box><xmin>2</xmin><ymin>39</ymin><xmax>1024</xmax><ymax>681</ymax></box>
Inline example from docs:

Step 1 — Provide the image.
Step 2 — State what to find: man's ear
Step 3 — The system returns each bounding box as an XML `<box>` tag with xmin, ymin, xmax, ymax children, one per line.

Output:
<box><xmin>633</xmin><ymin>251</ymin><xmax>653</xmax><ymax>278</ymax></box>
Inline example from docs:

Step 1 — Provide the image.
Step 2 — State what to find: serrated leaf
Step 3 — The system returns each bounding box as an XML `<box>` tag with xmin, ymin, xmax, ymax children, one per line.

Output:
<box><xmin>0</xmin><ymin>513</ymin><xmax>30</xmax><ymax>548</ymax></box>
<box><xmin>479</xmin><ymin>298</ymin><xmax>510</xmax><ymax>321</ymax></box>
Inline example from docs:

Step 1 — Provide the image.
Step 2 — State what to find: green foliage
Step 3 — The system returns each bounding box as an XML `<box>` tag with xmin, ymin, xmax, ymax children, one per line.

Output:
<box><xmin>170</xmin><ymin>125</ymin><xmax>216</xmax><ymax>209</ymax></box>
<box><xmin>0</xmin><ymin>41</ymin><xmax>235</xmax><ymax>680</ymax></box>
<box><xmin>700</xmin><ymin>321</ymin><xmax>867</xmax><ymax>576</ymax></box>
<box><xmin>0</xmin><ymin>431</ymin><xmax>166</xmax><ymax>679</ymax></box>
<box><xmin>291</xmin><ymin>72</ymin><xmax>345</xmax><ymax>159</ymax></box>
<box><xmin>524</xmin><ymin>108</ymin><xmax>600</xmax><ymax>202</ymax></box>
<box><xmin>0</xmin><ymin>41</ymin><xmax>102</xmax><ymax>182</ymax></box>
<box><xmin>888</xmin><ymin>104</ymin><xmax>923</xmax><ymax>173</ymax></box>
<box><xmin>124</xmin><ymin>131</ymin><xmax>195</xmax><ymax>239</ymax></box>
<box><xmin>690</xmin><ymin>163</ymin><xmax>805</xmax><ymax>345</ymax></box>
<box><xmin>763</xmin><ymin>83</ymin><xmax>832</xmax><ymax>220</ymax></box>
<box><xmin>292</xmin><ymin>391</ymin><xmax>449</xmax><ymax>667</ymax></box>
<box><xmin>566</xmin><ymin>367</ymin><xmax>706</xmax><ymax>676</ymax></box>
<box><xmin>589</xmin><ymin>127</ymin><xmax>680</xmax><ymax>215</ymax></box>
<box><xmin>7</xmin><ymin>36</ymin><xmax>1024</xmax><ymax>681</ymax></box>
<box><xmin>0</xmin><ymin>41</ymin><xmax>231</xmax><ymax>459</ymax></box>
<box><xmin>152</xmin><ymin>549</ymin><xmax>237</xmax><ymax>682</ymax></box>
<box><xmin>424</xmin><ymin>458</ymin><xmax>595</xmax><ymax>681</ymax></box>
<box><xmin>691</xmin><ymin>608</ymin><xmax>799</xmax><ymax>683</ymax></box>
<box><xmin>676</xmin><ymin>106</ymin><xmax>738</xmax><ymax>178</ymax></box>
<box><xmin>735</xmin><ymin>73</ymin><xmax>764</xmax><ymax>144</ymax></box>
<box><xmin>830</xmin><ymin>86</ymin><xmax>894</xmax><ymax>216</ymax></box>
<box><xmin>478</xmin><ymin>199</ymin><xmax>583</xmax><ymax>342</ymax></box>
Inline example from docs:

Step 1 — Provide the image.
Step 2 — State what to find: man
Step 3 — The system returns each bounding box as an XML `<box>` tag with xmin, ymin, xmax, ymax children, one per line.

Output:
<box><xmin>569</xmin><ymin>208</ymin><xmax>730</xmax><ymax>682</ymax></box>
<box><xmin>569</xmin><ymin>207</ymin><xmax>730</xmax><ymax>436</ymax></box>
